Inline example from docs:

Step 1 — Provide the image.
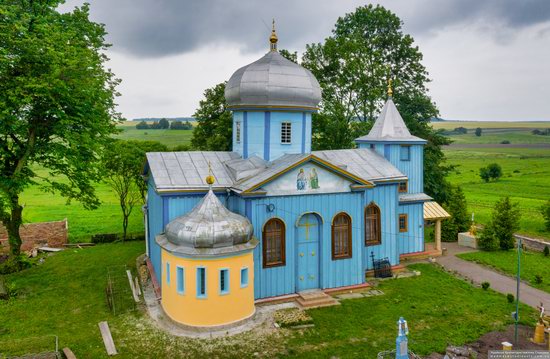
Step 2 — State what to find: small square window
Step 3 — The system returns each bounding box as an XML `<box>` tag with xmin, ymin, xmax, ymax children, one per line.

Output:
<box><xmin>398</xmin><ymin>182</ymin><xmax>408</xmax><ymax>193</ymax></box>
<box><xmin>400</xmin><ymin>145</ymin><xmax>410</xmax><ymax>161</ymax></box>
<box><xmin>235</xmin><ymin>121</ymin><xmax>241</xmax><ymax>143</ymax></box>
<box><xmin>196</xmin><ymin>267</ymin><xmax>206</xmax><ymax>298</ymax></box>
<box><xmin>166</xmin><ymin>262</ymin><xmax>170</xmax><ymax>285</ymax></box>
<box><xmin>399</xmin><ymin>214</ymin><xmax>408</xmax><ymax>232</ymax></box>
<box><xmin>281</xmin><ymin>122</ymin><xmax>292</xmax><ymax>144</ymax></box>
<box><xmin>176</xmin><ymin>266</ymin><xmax>184</xmax><ymax>294</ymax></box>
<box><xmin>219</xmin><ymin>269</ymin><xmax>229</xmax><ymax>295</ymax></box>
<box><xmin>240</xmin><ymin>268</ymin><xmax>249</xmax><ymax>288</ymax></box>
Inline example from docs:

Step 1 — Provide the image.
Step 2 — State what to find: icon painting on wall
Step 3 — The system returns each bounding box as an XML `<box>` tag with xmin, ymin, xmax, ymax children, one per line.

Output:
<box><xmin>297</xmin><ymin>167</ymin><xmax>320</xmax><ymax>191</ymax></box>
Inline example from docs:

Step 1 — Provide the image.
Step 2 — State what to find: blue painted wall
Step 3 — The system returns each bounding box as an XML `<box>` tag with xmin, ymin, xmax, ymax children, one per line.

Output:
<box><xmin>358</xmin><ymin>143</ymin><xmax>424</xmax><ymax>193</ymax></box>
<box><xmin>397</xmin><ymin>202</ymin><xmax>425</xmax><ymax>255</ymax></box>
<box><xmin>147</xmin><ymin>180</ymin><xmax>164</xmax><ymax>284</ymax></box>
<box><xmin>363</xmin><ymin>184</ymin><xmax>400</xmax><ymax>270</ymax></box>
<box><xmin>249</xmin><ymin>192</ymin><xmax>364</xmax><ymax>299</ymax></box>
<box><xmin>232</xmin><ymin>110</ymin><xmax>311</xmax><ymax>161</ymax></box>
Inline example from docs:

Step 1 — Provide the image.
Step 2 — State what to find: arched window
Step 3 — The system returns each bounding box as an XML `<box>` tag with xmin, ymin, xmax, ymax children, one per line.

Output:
<box><xmin>365</xmin><ymin>203</ymin><xmax>381</xmax><ymax>246</ymax></box>
<box><xmin>263</xmin><ymin>218</ymin><xmax>286</xmax><ymax>268</ymax></box>
<box><xmin>332</xmin><ymin>213</ymin><xmax>352</xmax><ymax>259</ymax></box>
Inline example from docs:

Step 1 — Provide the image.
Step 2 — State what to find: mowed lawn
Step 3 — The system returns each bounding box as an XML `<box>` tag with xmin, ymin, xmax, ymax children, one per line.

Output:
<box><xmin>432</xmin><ymin>121</ymin><xmax>550</xmax><ymax>130</ymax></box>
<box><xmin>444</xmin><ymin>147</ymin><xmax>550</xmax><ymax>239</ymax></box>
<box><xmin>458</xmin><ymin>249</ymin><xmax>550</xmax><ymax>294</ymax></box>
<box><xmin>0</xmin><ymin>242</ymin><xmax>536</xmax><ymax>358</ymax></box>
<box><xmin>114</xmin><ymin>125</ymin><xmax>193</xmax><ymax>149</ymax></box>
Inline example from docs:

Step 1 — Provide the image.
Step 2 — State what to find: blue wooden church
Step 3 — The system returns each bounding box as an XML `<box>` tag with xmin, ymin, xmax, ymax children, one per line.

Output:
<box><xmin>143</xmin><ymin>26</ymin><xmax>447</xmax><ymax>307</ymax></box>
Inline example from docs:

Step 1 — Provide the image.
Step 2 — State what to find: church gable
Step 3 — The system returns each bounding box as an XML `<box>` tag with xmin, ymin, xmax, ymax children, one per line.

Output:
<box><xmin>257</xmin><ymin>160</ymin><xmax>370</xmax><ymax>196</ymax></box>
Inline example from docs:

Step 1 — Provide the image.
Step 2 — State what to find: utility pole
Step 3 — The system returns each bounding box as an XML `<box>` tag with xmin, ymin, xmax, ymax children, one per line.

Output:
<box><xmin>514</xmin><ymin>237</ymin><xmax>522</xmax><ymax>345</ymax></box>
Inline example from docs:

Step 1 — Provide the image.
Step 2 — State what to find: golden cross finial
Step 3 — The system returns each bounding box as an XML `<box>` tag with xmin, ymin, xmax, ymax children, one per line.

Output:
<box><xmin>269</xmin><ymin>18</ymin><xmax>278</xmax><ymax>52</ymax></box>
<box><xmin>205</xmin><ymin>161</ymin><xmax>215</xmax><ymax>186</ymax></box>
<box><xmin>387</xmin><ymin>79</ymin><xmax>393</xmax><ymax>98</ymax></box>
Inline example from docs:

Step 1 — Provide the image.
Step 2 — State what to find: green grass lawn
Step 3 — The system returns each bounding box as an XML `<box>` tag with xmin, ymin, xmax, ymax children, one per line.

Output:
<box><xmin>445</xmin><ymin>129</ymin><xmax>550</xmax><ymax>144</ymax></box>
<box><xmin>444</xmin><ymin>147</ymin><xmax>550</xmax><ymax>239</ymax></box>
<box><xmin>114</xmin><ymin>126</ymin><xmax>193</xmax><ymax>149</ymax></box>
<box><xmin>432</xmin><ymin>121</ymin><xmax>550</xmax><ymax>131</ymax></box>
<box><xmin>0</xmin><ymin>242</ymin><xmax>536</xmax><ymax>358</ymax></box>
<box><xmin>458</xmin><ymin>250</ymin><xmax>550</xmax><ymax>294</ymax></box>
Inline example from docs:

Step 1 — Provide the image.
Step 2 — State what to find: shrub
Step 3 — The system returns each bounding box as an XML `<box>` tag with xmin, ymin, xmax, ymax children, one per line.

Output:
<box><xmin>480</xmin><ymin>163</ymin><xmax>503</xmax><ymax>182</ymax></box>
<box><xmin>481</xmin><ymin>282</ymin><xmax>490</xmax><ymax>290</ymax></box>
<box><xmin>475</xmin><ymin>127</ymin><xmax>482</xmax><ymax>136</ymax></box>
<box><xmin>478</xmin><ymin>197</ymin><xmax>521</xmax><ymax>251</ymax></box>
<box><xmin>172</xmin><ymin>144</ymin><xmax>192</xmax><ymax>151</ymax></box>
<box><xmin>500</xmin><ymin>140</ymin><xmax>510</xmax><ymax>144</ymax></box>
<box><xmin>478</xmin><ymin>226</ymin><xmax>499</xmax><ymax>251</ymax></box>
<box><xmin>534</xmin><ymin>274</ymin><xmax>543</xmax><ymax>285</ymax></box>
<box><xmin>441</xmin><ymin>186</ymin><xmax>470</xmax><ymax>242</ymax></box>
<box><xmin>0</xmin><ymin>255</ymin><xmax>31</xmax><ymax>275</ymax></box>
<box><xmin>513</xmin><ymin>169</ymin><xmax>520</xmax><ymax>173</ymax></box>
<box><xmin>540</xmin><ymin>201</ymin><xmax>550</xmax><ymax>232</ymax></box>
<box><xmin>507</xmin><ymin>294</ymin><xmax>514</xmax><ymax>303</ymax></box>
<box><xmin>544</xmin><ymin>245</ymin><xmax>549</xmax><ymax>257</ymax></box>
<box><xmin>454</xmin><ymin>127</ymin><xmax>468</xmax><ymax>134</ymax></box>
<box><xmin>135</xmin><ymin>120</ymin><xmax>149</xmax><ymax>130</ymax></box>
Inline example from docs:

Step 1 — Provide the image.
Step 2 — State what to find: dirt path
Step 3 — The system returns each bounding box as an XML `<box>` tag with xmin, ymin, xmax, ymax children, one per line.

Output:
<box><xmin>436</xmin><ymin>242</ymin><xmax>550</xmax><ymax>309</ymax></box>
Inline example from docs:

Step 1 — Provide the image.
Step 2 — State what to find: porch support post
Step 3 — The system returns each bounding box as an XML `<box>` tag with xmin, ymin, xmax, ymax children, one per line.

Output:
<box><xmin>435</xmin><ymin>219</ymin><xmax>442</xmax><ymax>251</ymax></box>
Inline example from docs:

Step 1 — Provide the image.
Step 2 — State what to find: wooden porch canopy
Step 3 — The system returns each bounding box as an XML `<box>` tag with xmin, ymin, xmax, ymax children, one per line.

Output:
<box><xmin>423</xmin><ymin>201</ymin><xmax>450</xmax><ymax>252</ymax></box>
<box><xmin>423</xmin><ymin>201</ymin><xmax>450</xmax><ymax>220</ymax></box>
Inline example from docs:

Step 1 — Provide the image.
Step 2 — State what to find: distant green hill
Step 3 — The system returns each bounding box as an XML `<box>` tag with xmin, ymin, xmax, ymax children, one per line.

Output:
<box><xmin>132</xmin><ymin>117</ymin><xmax>196</xmax><ymax>122</ymax></box>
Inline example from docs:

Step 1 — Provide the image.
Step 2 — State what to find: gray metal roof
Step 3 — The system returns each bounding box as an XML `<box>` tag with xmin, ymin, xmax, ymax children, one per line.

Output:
<box><xmin>145</xmin><ymin>151</ymin><xmax>240</xmax><ymax>191</ymax></box>
<box><xmin>163</xmin><ymin>189</ymin><xmax>254</xmax><ymax>251</ymax></box>
<box><xmin>147</xmin><ymin>149</ymin><xmax>406</xmax><ymax>192</ymax></box>
<box><xmin>225</xmin><ymin>51</ymin><xmax>322</xmax><ymax>110</ymax></box>
<box><xmin>355</xmin><ymin>98</ymin><xmax>426</xmax><ymax>144</ymax></box>
<box><xmin>399</xmin><ymin>193</ymin><xmax>432</xmax><ymax>203</ymax></box>
<box><xmin>313</xmin><ymin>149</ymin><xmax>406</xmax><ymax>182</ymax></box>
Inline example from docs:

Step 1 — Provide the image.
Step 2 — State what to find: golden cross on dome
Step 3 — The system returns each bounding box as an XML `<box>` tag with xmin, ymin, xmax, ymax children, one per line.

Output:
<box><xmin>269</xmin><ymin>18</ymin><xmax>278</xmax><ymax>52</ymax></box>
<box><xmin>205</xmin><ymin>161</ymin><xmax>215</xmax><ymax>186</ymax></box>
<box><xmin>387</xmin><ymin>78</ymin><xmax>393</xmax><ymax>98</ymax></box>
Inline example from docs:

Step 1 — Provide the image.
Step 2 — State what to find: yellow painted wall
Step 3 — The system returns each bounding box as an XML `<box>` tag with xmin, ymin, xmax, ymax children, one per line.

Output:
<box><xmin>161</xmin><ymin>249</ymin><xmax>255</xmax><ymax>327</ymax></box>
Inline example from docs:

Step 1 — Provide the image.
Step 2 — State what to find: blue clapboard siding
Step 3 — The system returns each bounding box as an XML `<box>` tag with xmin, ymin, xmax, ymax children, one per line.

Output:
<box><xmin>147</xmin><ymin>180</ymin><xmax>164</xmax><ymax>284</ymax></box>
<box><xmin>397</xmin><ymin>202</ymin><xmax>425</xmax><ymax>255</ymax></box>
<box><xmin>363</xmin><ymin>183</ymin><xmax>400</xmax><ymax>270</ymax></box>
<box><xmin>357</xmin><ymin>143</ymin><xmax>424</xmax><ymax>194</ymax></box>
<box><xmin>250</xmin><ymin>192</ymin><xmax>364</xmax><ymax>299</ymax></box>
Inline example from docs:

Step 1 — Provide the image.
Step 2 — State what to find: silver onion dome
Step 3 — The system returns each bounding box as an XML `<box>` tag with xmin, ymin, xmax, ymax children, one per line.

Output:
<box><xmin>164</xmin><ymin>190</ymin><xmax>253</xmax><ymax>249</ymax></box>
<box><xmin>224</xmin><ymin>24</ymin><xmax>321</xmax><ymax>110</ymax></box>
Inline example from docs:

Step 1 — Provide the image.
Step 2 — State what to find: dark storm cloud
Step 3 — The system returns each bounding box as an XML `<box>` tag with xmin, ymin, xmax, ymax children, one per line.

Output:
<box><xmin>62</xmin><ymin>0</ymin><xmax>550</xmax><ymax>58</ymax></box>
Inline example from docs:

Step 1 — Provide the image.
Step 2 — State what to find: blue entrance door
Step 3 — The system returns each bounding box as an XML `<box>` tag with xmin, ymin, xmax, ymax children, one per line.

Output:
<box><xmin>296</xmin><ymin>213</ymin><xmax>320</xmax><ymax>292</ymax></box>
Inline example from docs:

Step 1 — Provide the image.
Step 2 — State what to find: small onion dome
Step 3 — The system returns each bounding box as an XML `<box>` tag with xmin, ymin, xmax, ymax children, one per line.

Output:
<box><xmin>164</xmin><ymin>190</ymin><xmax>253</xmax><ymax>250</ymax></box>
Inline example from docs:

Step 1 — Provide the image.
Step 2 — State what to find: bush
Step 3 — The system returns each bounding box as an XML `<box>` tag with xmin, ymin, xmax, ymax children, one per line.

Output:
<box><xmin>475</xmin><ymin>127</ymin><xmax>482</xmax><ymax>136</ymax></box>
<box><xmin>170</xmin><ymin>120</ymin><xmax>193</xmax><ymax>130</ymax></box>
<box><xmin>0</xmin><ymin>255</ymin><xmax>31</xmax><ymax>275</ymax></box>
<box><xmin>544</xmin><ymin>245</ymin><xmax>549</xmax><ymax>257</ymax></box>
<box><xmin>454</xmin><ymin>127</ymin><xmax>468</xmax><ymax>134</ymax></box>
<box><xmin>441</xmin><ymin>186</ymin><xmax>470</xmax><ymax>242</ymax></box>
<box><xmin>91</xmin><ymin>233</ymin><xmax>145</xmax><ymax>244</ymax></box>
<box><xmin>500</xmin><ymin>140</ymin><xmax>510</xmax><ymax>144</ymax></box>
<box><xmin>534</xmin><ymin>274</ymin><xmax>543</xmax><ymax>285</ymax></box>
<box><xmin>478</xmin><ymin>226</ymin><xmax>499</xmax><ymax>251</ymax></box>
<box><xmin>481</xmin><ymin>281</ymin><xmax>490</xmax><ymax>290</ymax></box>
<box><xmin>135</xmin><ymin>120</ymin><xmax>149</xmax><ymax>130</ymax></box>
<box><xmin>478</xmin><ymin>197</ymin><xmax>521</xmax><ymax>251</ymax></box>
<box><xmin>479</xmin><ymin>163</ymin><xmax>503</xmax><ymax>182</ymax></box>
<box><xmin>172</xmin><ymin>144</ymin><xmax>192</xmax><ymax>151</ymax></box>
<box><xmin>540</xmin><ymin>201</ymin><xmax>550</xmax><ymax>232</ymax></box>
<box><xmin>507</xmin><ymin>293</ymin><xmax>514</xmax><ymax>303</ymax></box>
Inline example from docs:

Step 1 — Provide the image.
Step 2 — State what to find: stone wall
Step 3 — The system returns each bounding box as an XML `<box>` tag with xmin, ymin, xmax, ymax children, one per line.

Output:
<box><xmin>0</xmin><ymin>219</ymin><xmax>68</xmax><ymax>252</ymax></box>
<box><xmin>515</xmin><ymin>234</ymin><xmax>550</xmax><ymax>252</ymax></box>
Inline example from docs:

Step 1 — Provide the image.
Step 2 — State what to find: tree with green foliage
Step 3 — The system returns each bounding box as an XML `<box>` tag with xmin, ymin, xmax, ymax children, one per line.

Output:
<box><xmin>158</xmin><ymin>118</ymin><xmax>170</xmax><ymax>129</ymax></box>
<box><xmin>541</xmin><ymin>200</ymin><xmax>550</xmax><ymax>232</ymax></box>
<box><xmin>478</xmin><ymin>197</ymin><xmax>521</xmax><ymax>251</ymax></box>
<box><xmin>102</xmin><ymin>140</ymin><xmax>167</xmax><ymax>240</ymax></box>
<box><xmin>136</xmin><ymin>121</ymin><xmax>149</xmax><ymax>130</ymax></box>
<box><xmin>300</xmin><ymin>5</ymin><xmax>453</xmax><ymax>203</ymax></box>
<box><xmin>279</xmin><ymin>49</ymin><xmax>298</xmax><ymax>63</ymax></box>
<box><xmin>441</xmin><ymin>186</ymin><xmax>470</xmax><ymax>242</ymax></box>
<box><xmin>0</xmin><ymin>1</ymin><xmax>119</xmax><ymax>257</ymax></box>
<box><xmin>480</xmin><ymin>163</ymin><xmax>502</xmax><ymax>182</ymax></box>
<box><xmin>475</xmin><ymin>127</ymin><xmax>482</xmax><ymax>136</ymax></box>
<box><xmin>191</xmin><ymin>82</ymin><xmax>233</xmax><ymax>151</ymax></box>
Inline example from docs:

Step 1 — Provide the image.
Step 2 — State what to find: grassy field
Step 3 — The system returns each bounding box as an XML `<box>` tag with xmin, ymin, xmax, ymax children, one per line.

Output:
<box><xmin>114</xmin><ymin>127</ymin><xmax>193</xmax><ymax>149</ymax></box>
<box><xmin>444</xmin><ymin>147</ymin><xmax>550</xmax><ymax>239</ymax></box>
<box><xmin>0</xmin><ymin>242</ymin><xmax>536</xmax><ymax>358</ymax></box>
<box><xmin>458</xmin><ymin>249</ymin><xmax>550</xmax><ymax>294</ymax></box>
<box><xmin>432</xmin><ymin>121</ymin><xmax>550</xmax><ymax>130</ymax></box>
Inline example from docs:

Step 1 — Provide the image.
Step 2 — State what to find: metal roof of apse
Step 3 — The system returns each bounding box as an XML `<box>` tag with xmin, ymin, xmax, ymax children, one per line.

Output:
<box><xmin>225</xmin><ymin>51</ymin><xmax>322</xmax><ymax>110</ymax></box>
<box><xmin>355</xmin><ymin>98</ymin><xmax>426</xmax><ymax>144</ymax></box>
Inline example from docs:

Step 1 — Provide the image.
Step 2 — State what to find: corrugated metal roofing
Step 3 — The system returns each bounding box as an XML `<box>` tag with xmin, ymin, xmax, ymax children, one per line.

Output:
<box><xmin>423</xmin><ymin>201</ymin><xmax>451</xmax><ymax>220</ymax></box>
<box><xmin>355</xmin><ymin>98</ymin><xmax>426</xmax><ymax>144</ymax></box>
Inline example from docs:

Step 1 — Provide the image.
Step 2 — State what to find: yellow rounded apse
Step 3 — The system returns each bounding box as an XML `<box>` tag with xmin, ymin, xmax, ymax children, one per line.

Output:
<box><xmin>160</xmin><ymin>248</ymin><xmax>255</xmax><ymax>327</ymax></box>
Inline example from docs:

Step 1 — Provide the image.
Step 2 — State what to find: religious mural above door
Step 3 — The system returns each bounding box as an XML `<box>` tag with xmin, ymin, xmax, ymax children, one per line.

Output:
<box><xmin>262</xmin><ymin>163</ymin><xmax>352</xmax><ymax>196</ymax></box>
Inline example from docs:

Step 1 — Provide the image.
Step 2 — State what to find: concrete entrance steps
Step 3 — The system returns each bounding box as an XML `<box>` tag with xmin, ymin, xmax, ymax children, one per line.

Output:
<box><xmin>296</xmin><ymin>290</ymin><xmax>340</xmax><ymax>309</ymax></box>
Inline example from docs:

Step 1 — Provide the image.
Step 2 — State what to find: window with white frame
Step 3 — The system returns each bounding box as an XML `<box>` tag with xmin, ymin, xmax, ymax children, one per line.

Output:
<box><xmin>281</xmin><ymin>122</ymin><xmax>291</xmax><ymax>144</ymax></box>
<box><xmin>236</xmin><ymin>121</ymin><xmax>241</xmax><ymax>143</ymax></box>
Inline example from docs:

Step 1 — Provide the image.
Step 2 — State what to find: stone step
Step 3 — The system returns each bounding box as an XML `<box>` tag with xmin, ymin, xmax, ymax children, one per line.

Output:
<box><xmin>296</xmin><ymin>290</ymin><xmax>340</xmax><ymax>309</ymax></box>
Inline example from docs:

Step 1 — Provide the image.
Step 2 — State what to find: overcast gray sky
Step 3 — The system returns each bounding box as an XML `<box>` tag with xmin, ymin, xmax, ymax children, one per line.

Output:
<box><xmin>60</xmin><ymin>0</ymin><xmax>550</xmax><ymax>121</ymax></box>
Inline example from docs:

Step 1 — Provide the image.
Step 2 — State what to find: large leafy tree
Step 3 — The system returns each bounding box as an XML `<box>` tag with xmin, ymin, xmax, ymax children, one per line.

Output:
<box><xmin>190</xmin><ymin>82</ymin><xmax>232</xmax><ymax>151</ymax></box>
<box><xmin>301</xmin><ymin>5</ymin><xmax>453</xmax><ymax>202</ymax></box>
<box><xmin>0</xmin><ymin>1</ymin><xmax>120</xmax><ymax>255</ymax></box>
